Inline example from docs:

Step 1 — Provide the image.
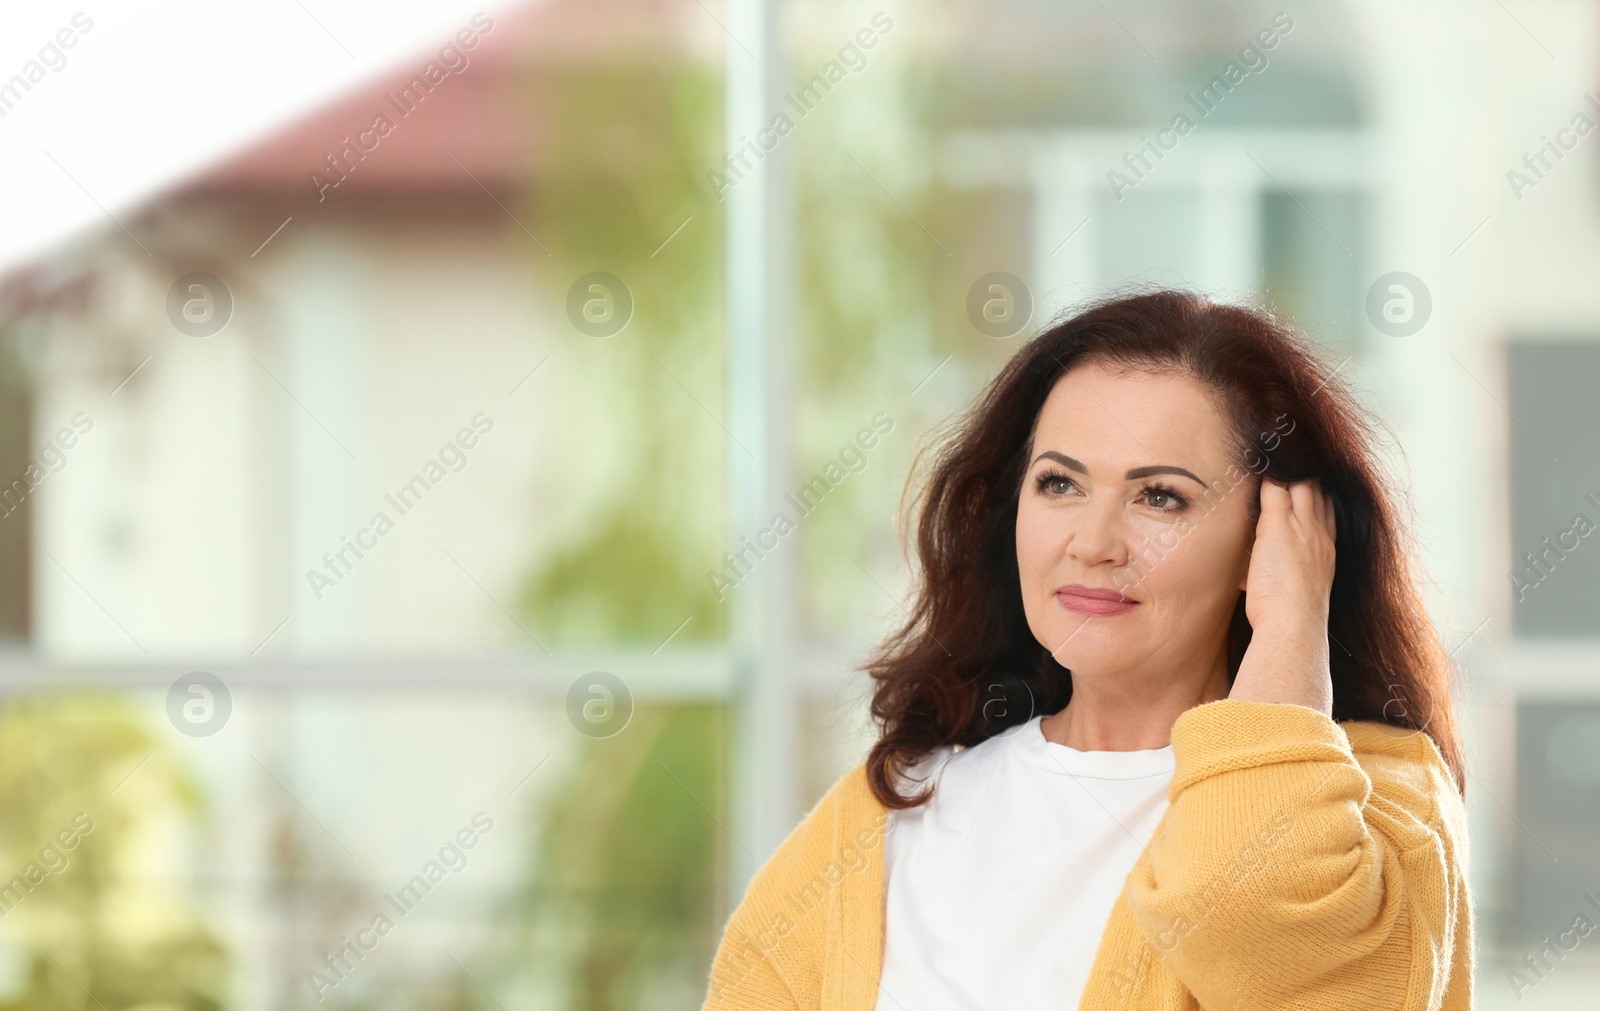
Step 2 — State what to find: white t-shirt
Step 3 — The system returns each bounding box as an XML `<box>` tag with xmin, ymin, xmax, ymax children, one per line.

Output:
<box><xmin>875</xmin><ymin>713</ymin><xmax>1175</xmax><ymax>1011</ymax></box>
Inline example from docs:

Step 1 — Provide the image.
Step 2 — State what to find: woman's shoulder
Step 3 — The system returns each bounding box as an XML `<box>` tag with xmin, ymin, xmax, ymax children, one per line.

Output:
<box><xmin>797</xmin><ymin>748</ymin><xmax>964</xmax><ymax>841</ymax></box>
<box><xmin>814</xmin><ymin>759</ymin><xmax>882</xmax><ymax>819</ymax></box>
<box><xmin>703</xmin><ymin>761</ymin><xmax>892</xmax><ymax>1008</ymax></box>
<box><xmin>756</xmin><ymin>760</ymin><xmax>889</xmax><ymax>871</ymax></box>
<box><xmin>725</xmin><ymin>762</ymin><xmax>890</xmax><ymax>939</ymax></box>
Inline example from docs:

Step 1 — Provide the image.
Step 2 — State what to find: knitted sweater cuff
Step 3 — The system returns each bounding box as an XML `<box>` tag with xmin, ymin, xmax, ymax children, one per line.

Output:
<box><xmin>1167</xmin><ymin>698</ymin><xmax>1354</xmax><ymax>799</ymax></box>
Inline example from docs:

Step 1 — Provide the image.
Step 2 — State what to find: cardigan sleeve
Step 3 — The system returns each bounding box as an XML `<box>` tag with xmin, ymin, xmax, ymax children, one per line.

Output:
<box><xmin>1121</xmin><ymin>698</ymin><xmax>1471</xmax><ymax>1009</ymax></box>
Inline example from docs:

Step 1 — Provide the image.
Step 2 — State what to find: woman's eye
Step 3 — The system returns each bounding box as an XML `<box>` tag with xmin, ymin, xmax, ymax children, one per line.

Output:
<box><xmin>1035</xmin><ymin>471</ymin><xmax>1075</xmax><ymax>496</ymax></box>
<box><xmin>1142</xmin><ymin>486</ymin><xmax>1186</xmax><ymax>511</ymax></box>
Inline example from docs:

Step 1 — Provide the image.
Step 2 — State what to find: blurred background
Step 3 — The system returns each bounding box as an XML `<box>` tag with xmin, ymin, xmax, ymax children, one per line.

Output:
<box><xmin>0</xmin><ymin>0</ymin><xmax>1597</xmax><ymax>1007</ymax></box>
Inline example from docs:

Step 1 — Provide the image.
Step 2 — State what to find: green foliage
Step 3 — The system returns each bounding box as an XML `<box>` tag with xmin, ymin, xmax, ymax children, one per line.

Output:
<box><xmin>499</xmin><ymin>22</ymin><xmax>734</xmax><ymax>1011</ymax></box>
<box><xmin>502</xmin><ymin>9</ymin><xmax>961</xmax><ymax>1011</ymax></box>
<box><xmin>516</xmin><ymin>55</ymin><xmax>728</xmax><ymax>647</ymax></box>
<box><xmin>784</xmin><ymin>21</ymin><xmax>956</xmax><ymax>639</ymax></box>
<box><xmin>0</xmin><ymin>693</ymin><xmax>229</xmax><ymax>1010</ymax></box>
<box><xmin>520</xmin><ymin>482</ymin><xmax>727</xmax><ymax>647</ymax></box>
<box><xmin>505</xmin><ymin>703</ymin><xmax>728</xmax><ymax>1011</ymax></box>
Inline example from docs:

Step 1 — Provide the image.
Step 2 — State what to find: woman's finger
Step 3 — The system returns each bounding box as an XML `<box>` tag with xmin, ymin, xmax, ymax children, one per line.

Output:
<box><xmin>1288</xmin><ymin>480</ymin><xmax>1317</xmax><ymax>517</ymax></box>
<box><xmin>1318</xmin><ymin>485</ymin><xmax>1337</xmax><ymax>539</ymax></box>
<box><xmin>1260</xmin><ymin>478</ymin><xmax>1289</xmax><ymax>516</ymax></box>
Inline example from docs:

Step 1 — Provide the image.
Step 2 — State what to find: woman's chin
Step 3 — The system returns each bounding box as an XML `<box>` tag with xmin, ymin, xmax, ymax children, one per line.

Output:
<box><xmin>1045</xmin><ymin>620</ymin><xmax>1129</xmax><ymax>669</ymax></box>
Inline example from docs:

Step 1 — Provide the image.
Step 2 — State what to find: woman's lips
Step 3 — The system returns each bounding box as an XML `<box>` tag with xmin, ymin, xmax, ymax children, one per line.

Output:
<box><xmin>1056</xmin><ymin>588</ymin><xmax>1140</xmax><ymax>617</ymax></box>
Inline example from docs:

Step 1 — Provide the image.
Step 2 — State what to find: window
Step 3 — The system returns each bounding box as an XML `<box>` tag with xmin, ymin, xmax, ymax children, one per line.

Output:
<box><xmin>1507</xmin><ymin>342</ymin><xmax>1600</xmax><ymax>636</ymax></box>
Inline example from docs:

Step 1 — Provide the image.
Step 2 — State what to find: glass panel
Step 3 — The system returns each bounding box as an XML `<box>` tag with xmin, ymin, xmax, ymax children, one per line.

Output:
<box><xmin>0</xmin><ymin>0</ymin><xmax>733</xmax><ymax>1007</ymax></box>
<box><xmin>1093</xmin><ymin>190</ymin><xmax>1203</xmax><ymax>288</ymax></box>
<box><xmin>1507</xmin><ymin>343</ymin><xmax>1600</xmax><ymax>637</ymax></box>
<box><xmin>1510</xmin><ymin>701</ymin><xmax>1600</xmax><ymax>945</ymax></box>
<box><xmin>1260</xmin><ymin>190</ymin><xmax>1365</xmax><ymax>353</ymax></box>
<box><xmin>0</xmin><ymin>326</ymin><xmax>33</xmax><ymax>640</ymax></box>
<box><xmin>0</xmin><ymin>690</ymin><xmax>729</xmax><ymax>1009</ymax></box>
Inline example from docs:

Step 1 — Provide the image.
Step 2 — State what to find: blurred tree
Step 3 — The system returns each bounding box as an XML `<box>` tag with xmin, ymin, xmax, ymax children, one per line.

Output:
<box><xmin>787</xmin><ymin>3</ymin><xmax>954</xmax><ymax>640</ymax></box>
<box><xmin>501</xmin><ymin>2</ymin><xmax>962</xmax><ymax>1009</ymax></box>
<box><xmin>496</xmin><ymin>7</ymin><xmax>732</xmax><ymax>1010</ymax></box>
<box><xmin>0</xmin><ymin>694</ymin><xmax>228</xmax><ymax>1010</ymax></box>
<box><xmin>522</xmin><ymin>704</ymin><xmax>726</xmax><ymax>1011</ymax></box>
<box><xmin>516</xmin><ymin>49</ymin><xmax>728</xmax><ymax>648</ymax></box>
<box><xmin>512</xmin><ymin>0</ymin><xmax>967</xmax><ymax>645</ymax></box>
<box><xmin>449</xmin><ymin>703</ymin><xmax>726</xmax><ymax>1011</ymax></box>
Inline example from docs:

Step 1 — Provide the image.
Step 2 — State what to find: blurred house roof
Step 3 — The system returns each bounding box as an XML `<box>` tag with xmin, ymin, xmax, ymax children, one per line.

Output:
<box><xmin>185</xmin><ymin>6</ymin><xmax>548</xmax><ymax>197</ymax></box>
<box><xmin>0</xmin><ymin>0</ymin><xmax>700</xmax><ymax>296</ymax></box>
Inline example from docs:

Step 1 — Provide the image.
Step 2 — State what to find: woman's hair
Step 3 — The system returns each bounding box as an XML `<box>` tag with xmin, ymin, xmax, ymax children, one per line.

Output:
<box><xmin>864</xmin><ymin>288</ymin><xmax>1467</xmax><ymax>808</ymax></box>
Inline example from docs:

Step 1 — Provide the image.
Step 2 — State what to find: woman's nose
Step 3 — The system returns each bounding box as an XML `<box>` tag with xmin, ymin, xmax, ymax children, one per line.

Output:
<box><xmin>1067</xmin><ymin>495</ymin><xmax>1128</xmax><ymax>567</ymax></box>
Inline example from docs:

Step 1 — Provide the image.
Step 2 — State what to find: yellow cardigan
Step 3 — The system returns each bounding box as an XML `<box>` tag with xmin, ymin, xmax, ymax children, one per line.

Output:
<box><xmin>698</xmin><ymin>699</ymin><xmax>1475</xmax><ymax>1010</ymax></box>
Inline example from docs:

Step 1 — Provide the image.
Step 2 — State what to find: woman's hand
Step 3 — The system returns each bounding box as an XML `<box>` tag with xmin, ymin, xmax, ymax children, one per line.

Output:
<box><xmin>1229</xmin><ymin>479</ymin><xmax>1337</xmax><ymax>716</ymax></box>
<box><xmin>1243</xmin><ymin>479</ymin><xmax>1337</xmax><ymax>633</ymax></box>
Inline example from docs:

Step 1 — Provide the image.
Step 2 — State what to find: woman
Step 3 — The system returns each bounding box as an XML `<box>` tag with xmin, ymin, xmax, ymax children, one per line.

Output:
<box><xmin>699</xmin><ymin>290</ymin><xmax>1474</xmax><ymax>1010</ymax></box>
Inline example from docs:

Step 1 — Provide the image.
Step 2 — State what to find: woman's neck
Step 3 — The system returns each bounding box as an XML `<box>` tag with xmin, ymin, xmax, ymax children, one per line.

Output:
<box><xmin>1040</xmin><ymin>654</ymin><xmax>1231</xmax><ymax>752</ymax></box>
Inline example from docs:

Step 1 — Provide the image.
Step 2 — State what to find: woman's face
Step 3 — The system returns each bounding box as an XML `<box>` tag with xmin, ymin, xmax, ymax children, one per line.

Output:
<box><xmin>1015</xmin><ymin>360</ymin><xmax>1257</xmax><ymax>687</ymax></box>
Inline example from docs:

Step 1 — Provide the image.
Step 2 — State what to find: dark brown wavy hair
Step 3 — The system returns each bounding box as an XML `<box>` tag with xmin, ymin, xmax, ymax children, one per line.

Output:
<box><xmin>864</xmin><ymin>288</ymin><xmax>1466</xmax><ymax>808</ymax></box>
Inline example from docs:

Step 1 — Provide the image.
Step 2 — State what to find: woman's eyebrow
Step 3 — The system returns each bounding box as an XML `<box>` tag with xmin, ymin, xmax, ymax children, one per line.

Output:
<box><xmin>1032</xmin><ymin>451</ymin><xmax>1206</xmax><ymax>488</ymax></box>
<box><xmin>1125</xmin><ymin>464</ymin><xmax>1207</xmax><ymax>486</ymax></box>
<box><xmin>1033</xmin><ymin>450</ymin><xmax>1087</xmax><ymax>473</ymax></box>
